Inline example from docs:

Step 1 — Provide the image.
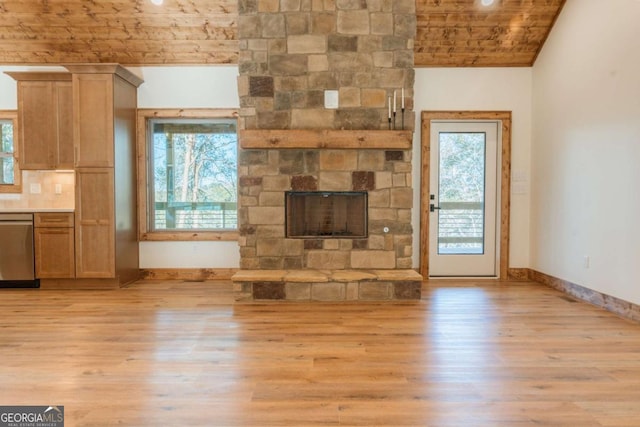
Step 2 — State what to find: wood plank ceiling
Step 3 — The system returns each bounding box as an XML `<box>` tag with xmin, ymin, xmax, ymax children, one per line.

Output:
<box><xmin>415</xmin><ymin>0</ymin><xmax>567</xmax><ymax>66</ymax></box>
<box><xmin>0</xmin><ymin>0</ymin><xmax>565</xmax><ymax>67</ymax></box>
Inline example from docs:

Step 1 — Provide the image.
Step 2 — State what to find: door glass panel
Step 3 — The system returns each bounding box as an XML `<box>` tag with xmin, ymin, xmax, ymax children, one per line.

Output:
<box><xmin>438</xmin><ymin>132</ymin><xmax>486</xmax><ymax>255</ymax></box>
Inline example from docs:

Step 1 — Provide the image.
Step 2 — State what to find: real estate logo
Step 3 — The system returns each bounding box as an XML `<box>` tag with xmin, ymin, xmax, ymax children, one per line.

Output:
<box><xmin>0</xmin><ymin>406</ymin><xmax>64</xmax><ymax>427</ymax></box>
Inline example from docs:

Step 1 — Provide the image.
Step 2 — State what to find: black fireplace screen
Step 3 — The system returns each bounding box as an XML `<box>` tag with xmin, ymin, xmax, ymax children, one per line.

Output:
<box><xmin>285</xmin><ymin>191</ymin><xmax>368</xmax><ymax>239</ymax></box>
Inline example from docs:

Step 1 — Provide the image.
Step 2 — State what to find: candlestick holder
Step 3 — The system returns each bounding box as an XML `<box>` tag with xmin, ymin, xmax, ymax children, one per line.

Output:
<box><xmin>388</xmin><ymin>116</ymin><xmax>392</xmax><ymax>130</ymax></box>
<box><xmin>393</xmin><ymin>112</ymin><xmax>397</xmax><ymax>130</ymax></box>
<box><xmin>401</xmin><ymin>108</ymin><xmax>405</xmax><ymax>130</ymax></box>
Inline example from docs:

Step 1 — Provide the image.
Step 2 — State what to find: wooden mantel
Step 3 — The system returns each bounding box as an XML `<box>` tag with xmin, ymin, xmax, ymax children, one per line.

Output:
<box><xmin>239</xmin><ymin>129</ymin><xmax>413</xmax><ymax>150</ymax></box>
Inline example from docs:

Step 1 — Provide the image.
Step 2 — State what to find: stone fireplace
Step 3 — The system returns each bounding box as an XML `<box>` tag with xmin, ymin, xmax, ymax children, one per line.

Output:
<box><xmin>232</xmin><ymin>0</ymin><xmax>422</xmax><ymax>301</ymax></box>
<box><xmin>238</xmin><ymin>147</ymin><xmax>413</xmax><ymax>270</ymax></box>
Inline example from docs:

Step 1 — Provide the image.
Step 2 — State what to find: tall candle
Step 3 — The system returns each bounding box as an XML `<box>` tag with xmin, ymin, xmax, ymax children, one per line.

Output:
<box><xmin>393</xmin><ymin>90</ymin><xmax>396</xmax><ymax>113</ymax></box>
<box><xmin>401</xmin><ymin>88</ymin><xmax>404</xmax><ymax>109</ymax></box>
<box><xmin>388</xmin><ymin>96</ymin><xmax>391</xmax><ymax>118</ymax></box>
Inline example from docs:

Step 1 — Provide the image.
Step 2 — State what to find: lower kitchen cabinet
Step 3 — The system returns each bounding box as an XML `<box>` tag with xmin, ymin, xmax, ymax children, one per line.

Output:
<box><xmin>75</xmin><ymin>168</ymin><xmax>115</xmax><ymax>278</ymax></box>
<box><xmin>34</xmin><ymin>213</ymin><xmax>75</xmax><ymax>279</ymax></box>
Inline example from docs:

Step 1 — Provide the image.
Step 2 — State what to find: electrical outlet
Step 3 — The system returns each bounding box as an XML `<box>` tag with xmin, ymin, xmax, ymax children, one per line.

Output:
<box><xmin>55</xmin><ymin>183</ymin><xmax>63</xmax><ymax>194</ymax></box>
<box><xmin>583</xmin><ymin>255</ymin><xmax>590</xmax><ymax>269</ymax></box>
<box><xmin>512</xmin><ymin>171</ymin><xmax>527</xmax><ymax>182</ymax></box>
<box><xmin>29</xmin><ymin>183</ymin><xmax>41</xmax><ymax>194</ymax></box>
<box><xmin>511</xmin><ymin>182</ymin><xmax>528</xmax><ymax>195</ymax></box>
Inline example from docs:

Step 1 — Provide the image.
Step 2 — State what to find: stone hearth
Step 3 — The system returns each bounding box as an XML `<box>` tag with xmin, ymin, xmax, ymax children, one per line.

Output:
<box><xmin>233</xmin><ymin>269</ymin><xmax>422</xmax><ymax>302</ymax></box>
<box><xmin>232</xmin><ymin>138</ymin><xmax>422</xmax><ymax>302</ymax></box>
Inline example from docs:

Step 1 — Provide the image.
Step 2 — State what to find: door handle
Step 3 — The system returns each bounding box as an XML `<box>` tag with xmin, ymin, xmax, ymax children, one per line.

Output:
<box><xmin>430</xmin><ymin>204</ymin><xmax>441</xmax><ymax>212</ymax></box>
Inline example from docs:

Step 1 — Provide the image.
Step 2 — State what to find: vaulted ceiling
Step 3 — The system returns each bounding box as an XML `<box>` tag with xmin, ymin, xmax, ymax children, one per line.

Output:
<box><xmin>415</xmin><ymin>0</ymin><xmax>566</xmax><ymax>66</ymax></box>
<box><xmin>0</xmin><ymin>0</ymin><xmax>565</xmax><ymax>67</ymax></box>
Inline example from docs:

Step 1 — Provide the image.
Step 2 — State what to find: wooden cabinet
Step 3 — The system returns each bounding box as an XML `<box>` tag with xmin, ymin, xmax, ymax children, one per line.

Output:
<box><xmin>5</xmin><ymin>72</ymin><xmax>74</xmax><ymax>170</ymax></box>
<box><xmin>75</xmin><ymin>168</ymin><xmax>115</xmax><ymax>278</ymax></box>
<box><xmin>72</xmin><ymin>73</ymin><xmax>114</xmax><ymax>167</ymax></box>
<box><xmin>65</xmin><ymin>64</ymin><xmax>143</xmax><ymax>285</ymax></box>
<box><xmin>34</xmin><ymin>212</ymin><xmax>75</xmax><ymax>278</ymax></box>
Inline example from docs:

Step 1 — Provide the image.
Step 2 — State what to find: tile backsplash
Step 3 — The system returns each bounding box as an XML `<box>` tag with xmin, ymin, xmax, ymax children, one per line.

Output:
<box><xmin>0</xmin><ymin>170</ymin><xmax>74</xmax><ymax>210</ymax></box>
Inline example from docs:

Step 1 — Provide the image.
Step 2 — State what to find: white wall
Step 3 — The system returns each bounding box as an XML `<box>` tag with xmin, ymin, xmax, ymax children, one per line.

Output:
<box><xmin>136</xmin><ymin>66</ymin><xmax>241</xmax><ymax>268</ymax></box>
<box><xmin>412</xmin><ymin>68</ymin><xmax>533</xmax><ymax>269</ymax></box>
<box><xmin>531</xmin><ymin>0</ymin><xmax>640</xmax><ymax>304</ymax></box>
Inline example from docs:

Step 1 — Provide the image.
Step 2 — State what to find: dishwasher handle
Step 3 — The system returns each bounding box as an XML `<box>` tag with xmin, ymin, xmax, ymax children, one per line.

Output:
<box><xmin>0</xmin><ymin>221</ymin><xmax>34</xmax><ymax>226</ymax></box>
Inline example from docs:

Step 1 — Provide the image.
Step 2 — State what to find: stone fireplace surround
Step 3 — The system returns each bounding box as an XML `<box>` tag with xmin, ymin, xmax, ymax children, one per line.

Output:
<box><xmin>238</xmin><ymin>146</ymin><xmax>413</xmax><ymax>270</ymax></box>
<box><xmin>231</xmin><ymin>0</ymin><xmax>422</xmax><ymax>301</ymax></box>
<box><xmin>231</xmin><ymin>131</ymin><xmax>423</xmax><ymax>302</ymax></box>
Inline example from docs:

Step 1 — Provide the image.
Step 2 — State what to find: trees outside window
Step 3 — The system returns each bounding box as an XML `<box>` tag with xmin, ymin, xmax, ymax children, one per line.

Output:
<box><xmin>150</xmin><ymin>119</ymin><xmax>237</xmax><ymax>231</ymax></box>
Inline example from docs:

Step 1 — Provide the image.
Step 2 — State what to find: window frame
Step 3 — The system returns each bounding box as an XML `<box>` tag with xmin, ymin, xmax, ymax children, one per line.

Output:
<box><xmin>137</xmin><ymin>108</ymin><xmax>239</xmax><ymax>241</ymax></box>
<box><xmin>0</xmin><ymin>110</ymin><xmax>21</xmax><ymax>193</ymax></box>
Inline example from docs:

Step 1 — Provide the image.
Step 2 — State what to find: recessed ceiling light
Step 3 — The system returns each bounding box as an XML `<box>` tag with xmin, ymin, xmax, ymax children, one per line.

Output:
<box><xmin>481</xmin><ymin>0</ymin><xmax>495</xmax><ymax>6</ymax></box>
<box><xmin>150</xmin><ymin>0</ymin><xmax>163</xmax><ymax>5</ymax></box>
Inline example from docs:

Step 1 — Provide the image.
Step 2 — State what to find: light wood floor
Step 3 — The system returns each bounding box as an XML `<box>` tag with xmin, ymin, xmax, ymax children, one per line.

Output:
<box><xmin>1</xmin><ymin>280</ymin><xmax>640</xmax><ymax>426</ymax></box>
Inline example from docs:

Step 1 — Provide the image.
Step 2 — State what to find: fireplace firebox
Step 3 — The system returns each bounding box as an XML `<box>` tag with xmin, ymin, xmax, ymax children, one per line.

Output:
<box><xmin>285</xmin><ymin>191</ymin><xmax>368</xmax><ymax>239</ymax></box>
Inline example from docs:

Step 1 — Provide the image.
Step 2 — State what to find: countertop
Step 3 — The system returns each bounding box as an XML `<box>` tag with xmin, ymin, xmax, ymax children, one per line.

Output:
<box><xmin>0</xmin><ymin>208</ymin><xmax>74</xmax><ymax>213</ymax></box>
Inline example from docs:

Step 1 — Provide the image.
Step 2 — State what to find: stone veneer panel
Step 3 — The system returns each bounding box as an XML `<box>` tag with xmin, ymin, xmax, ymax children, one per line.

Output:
<box><xmin>253</xmin><ymin>281</ymin><xmax>285</xmax><ymax>299</ymax></box>
<box><xmin>312</xmin><ymin>282</ymin><xmax>346</xmax><ymax>301</ymax></box>
<box><xmin>237</xmin><ymin>2</ymin><xmax>418</xmax><ymax>286</ymax></box>
<box><xmin>238</xmin><ymin>149</ymin><xmax>413</xmax><ymax>270</ymax></box>
<box><xmin>238</xmin><ymin>0</ymin><xmax>416</xmax><ymax>130</ymax></box>
<box><xmin>232</xmin><ymin>271</ymin><xmax>423</xmax><ymax>302</ymax></box>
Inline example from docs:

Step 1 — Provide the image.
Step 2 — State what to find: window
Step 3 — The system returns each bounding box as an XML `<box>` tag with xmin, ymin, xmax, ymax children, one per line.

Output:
<box><xmin>0</xmin><ymin>111</ymin><xmax>21</xmax><ymax>193</ymax></box>
<box><xmin>137</xmin><ymin>109</ymin><xmax>238</xmax><ymax>241</ymax></box>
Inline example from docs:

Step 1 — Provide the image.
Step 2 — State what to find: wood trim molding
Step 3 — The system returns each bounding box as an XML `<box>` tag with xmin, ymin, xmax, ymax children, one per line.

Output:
<box><xmin>239</xmin><ymin>129</ymin><xmax>413</xmax><ymax>150</ymax></box>
<box><xmin>140</xmin><ymin>268</ymin><xmax>237</xmax><ymax>281</ymax></box>
<box><xmin>419</xmin><ymin>111</ymin><xmax>512</xmax><ymax>279</ymax></box>
<box><xmin>64</xmin><ymin>64</ymin><xmax>144</xmax><ymax>87</ymax></box>
<box><xmin>4</xmin><ymin>72</ymin><xmax>72</xmax><ymax>81</ymax></box>
<box><xmin>0</xmin><ymin>110</ymin><xmax>21</xmax><ymax>194</ymax></box>
<box><xmin>140</xmin><ymin>231</ymin><xmax>239</xmax><ymax>242</ymax></box>
<box><xmin>136</xmin><ymin>108</ymin><xmax>239</xmax><ymax>241</ymax></box>
<box><xmin>530</xmin><ymin>269</ymin><xmax>640</xmax><ymax>323</ymax></box>
<box><xmin>39</xmin><ymin>278</ymin><xmax>121</xmax><ymax>290</ymax></box>
<box><xmin>507</xmin><ymin>268</ymin><xmax>530</xmax><ymax>281</ymax></box>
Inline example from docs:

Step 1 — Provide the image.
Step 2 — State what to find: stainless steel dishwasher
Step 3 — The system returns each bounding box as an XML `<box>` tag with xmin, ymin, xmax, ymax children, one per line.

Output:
<box><xmin>0</xmin><ymin>213</ymin><xmax>39</xmax><ymax>288</ymax></box>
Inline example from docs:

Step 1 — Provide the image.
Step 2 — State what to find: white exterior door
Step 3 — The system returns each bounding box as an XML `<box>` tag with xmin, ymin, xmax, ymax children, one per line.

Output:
<box><xmin>428</xmin><ymin>121</ymin><xmax>500</xmax><ymax>277</ymax></box>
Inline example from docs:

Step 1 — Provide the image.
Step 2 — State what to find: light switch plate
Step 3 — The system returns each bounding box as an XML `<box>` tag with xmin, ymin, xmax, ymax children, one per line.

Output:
<box><xmin>324</xmin><ymin>90</ymin><xmax>339</xmax><ymax>109</ymax></box>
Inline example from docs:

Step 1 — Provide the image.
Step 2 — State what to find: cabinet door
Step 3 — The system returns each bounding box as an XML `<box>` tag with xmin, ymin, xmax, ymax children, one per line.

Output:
<box><xmin>73</xmin><ymin>74</ymin><xmax>114</xmax><ymax>167</ymax></box>
<box><xmin>75</xmin><ymin>168</ymin><xmax>115</xmax><ymax>278</ymax></box>
<box><xmin>35</xmin><ymin>227</ymin><xmax>75</xmax><ymax>278</ymax></box>
<box><xmin>55</xmin><ymin>82</ymin><xmax>74</xmax><ymax>169</ymax></box>
<box><xmin>18</xmin><ymin>81</ymin><xmax>55</xmax><ymax>169</ymax></box>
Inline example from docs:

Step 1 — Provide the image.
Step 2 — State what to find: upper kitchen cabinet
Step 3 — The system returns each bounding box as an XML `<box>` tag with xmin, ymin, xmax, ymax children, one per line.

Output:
<box><xmin>66</xmin><ymin>65</ymin><xmax>143</xmax><ymax>168</ymax></box>
<box><xmin>5</xmin><ymin>72</ymin><xmax>74</xmax><ymax>170</ymax></box>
